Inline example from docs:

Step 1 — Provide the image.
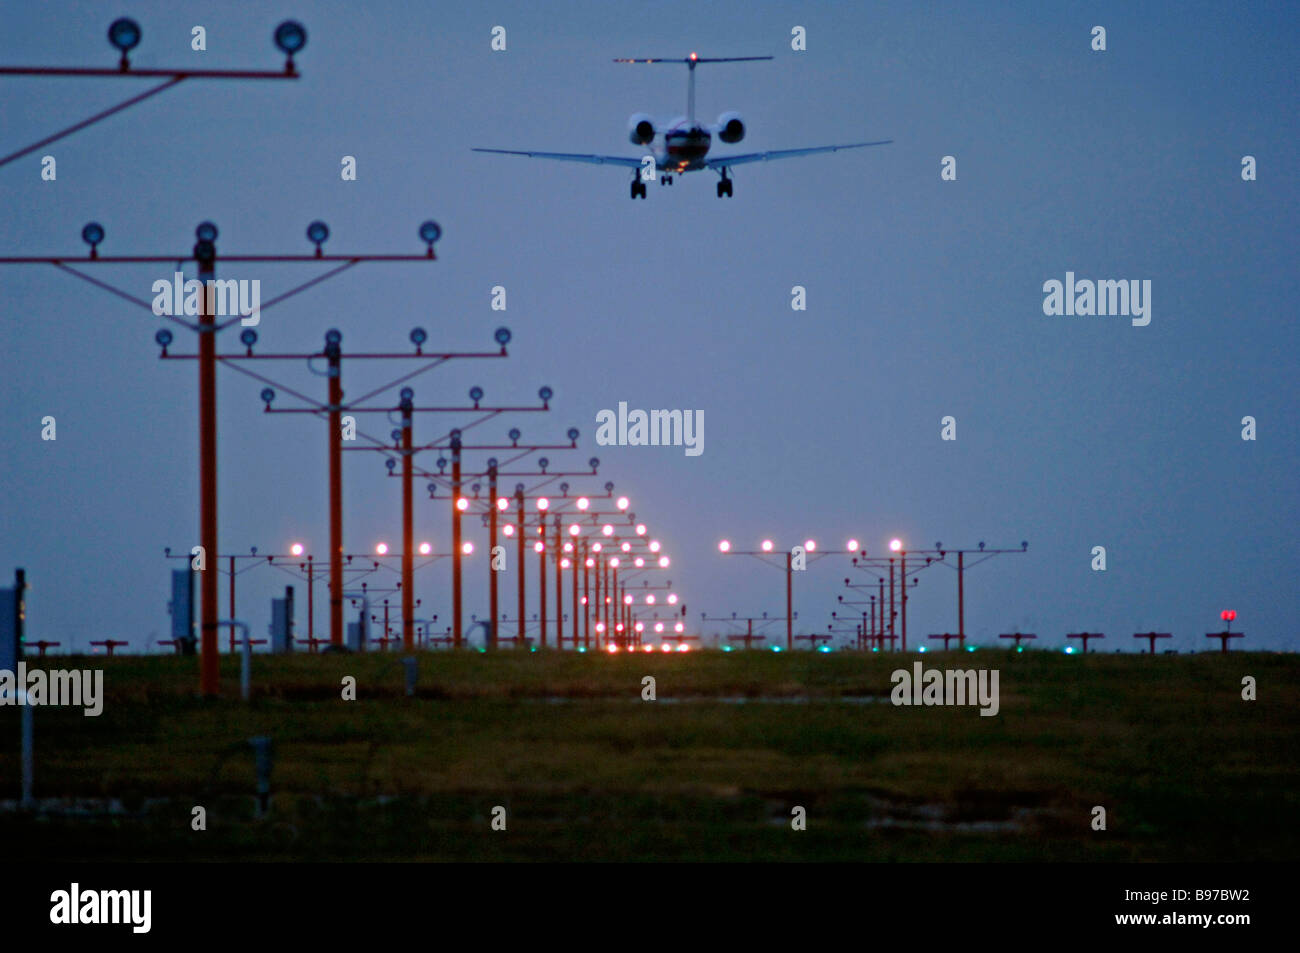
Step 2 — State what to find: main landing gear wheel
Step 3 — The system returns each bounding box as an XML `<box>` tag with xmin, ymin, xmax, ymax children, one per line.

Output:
<box><xmin>716</xmin><ymin>176</ymin><xmax>733</xmax><ymax>198</ymax></box>
<box><xmin>630</xmin><ymin>179</ymin><xmax>647</xmax><ymax>200</ymax></box>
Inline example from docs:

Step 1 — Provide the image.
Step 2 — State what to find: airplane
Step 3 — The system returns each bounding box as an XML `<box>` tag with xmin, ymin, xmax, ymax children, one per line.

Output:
<box><xmin>473</xmin><ymin>53</ymin><xmax>892</xmax><ymax>199</ymax></box>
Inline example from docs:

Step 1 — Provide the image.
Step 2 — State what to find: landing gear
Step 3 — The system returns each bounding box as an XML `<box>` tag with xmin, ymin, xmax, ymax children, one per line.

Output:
<box><xmin>660</xmin><ymin>174</ymin><xmax>674</xmax><ymax>186</ymax></box>
<box><xmin>630</xmin><ymin>178</ymin><xmax>647</xmax><ymax>200</ymax></box>
<box><xmin>716</xmin><ymin>169</ymin><xmax>733</xmax><ymax>198</ymax></box>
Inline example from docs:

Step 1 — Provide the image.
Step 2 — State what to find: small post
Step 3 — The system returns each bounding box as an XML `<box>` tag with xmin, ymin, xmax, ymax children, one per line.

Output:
<box><xmin>250</xmin><ymin>736</ymin><xmax>272</xmax><ymax>818</ymax></box>
<box><xmin>20</xmin><ymin>690</ymin><xmax>34</xmax><ymax>809</ymax></box>
<box><xmin>403</xmin><ymin>656</ymin><xmax>417</xmax><ymax>697</ymax></box>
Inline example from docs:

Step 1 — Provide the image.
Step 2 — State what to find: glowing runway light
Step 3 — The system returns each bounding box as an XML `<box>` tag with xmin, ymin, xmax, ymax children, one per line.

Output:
<box><xmin>418</xmin><ymin>542</ymin><xmax>432</xmax><ymax>555</ymax></box>
<box><xmin>846</xmin><ymin>538</ymin><xmax>859</xmax><ymax>552</ymax></box>
<box><xmin>889</xmin><ymin>538</ymin><xmax>902</xmax><ymax>552</ymax></box>
<box><xmin>660</xmin><ymin>643</ymin><xmax>672</xmax><ymax>653</ymax></box>
<box><xmin>606</xmin><ymin>644</ymin><xmax>619</xmax><ymax>654</ymax></box>
<box><xmin>718</xmin><ymin>539</ymin><xmax>731</xmax><ymax>553</ymax></box>
<box><xmin>375</xmin><ymin>542</ymin><xmax>389</xmax><ymax>555</ymax></box>
<box><xmin>456</xmin><ymin>497</ymin><xmax>469</xmax><ymax>511</ymax></box>
<box><xmin>290</xmin><ymin>543</ymin><xmax>304</xmax><ymax>557</ymax></box>
<box><xmin>676</xmin><ymin>644</ymin><xmax>690</xmax><ymax>653</ymax></box>
<box><xmin>462</xmin><ymin>542</ymin><xmax>474</xmax><ymax>555</ymax></box>
<box><xmin>761</xmin><ymin>539</ymin><xmax>774</xmax><ymax>552</ymax></box>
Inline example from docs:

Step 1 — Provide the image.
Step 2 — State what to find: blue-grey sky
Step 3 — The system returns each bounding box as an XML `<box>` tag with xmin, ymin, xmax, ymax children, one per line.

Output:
<box><xmin>2</xmin><ymin>0</ymin><xmax>1297</xmax><ymax>653</ymax></box>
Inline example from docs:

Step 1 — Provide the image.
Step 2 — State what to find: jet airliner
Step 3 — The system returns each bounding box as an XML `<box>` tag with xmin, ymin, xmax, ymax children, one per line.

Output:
<box><xmin>473</xmin><ymin>54</ymin><xmax>892</xmax><ymax>199</ymax></box>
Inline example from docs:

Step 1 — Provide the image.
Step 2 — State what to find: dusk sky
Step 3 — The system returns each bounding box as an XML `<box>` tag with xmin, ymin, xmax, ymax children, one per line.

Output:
<box><xmin>2</xmin><ymin>0</ymin><xmax>1296</xmax><ymax>653</ymax></box>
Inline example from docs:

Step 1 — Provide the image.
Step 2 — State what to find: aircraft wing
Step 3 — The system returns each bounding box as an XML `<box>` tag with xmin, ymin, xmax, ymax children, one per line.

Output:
<box><xmin>472</xmin><ymin>148</ymin><xmax>645</xmax><ymax>168</ymax></box>
<box><xmin>704</xmin><ymin>140</ymin><xmax>892</xmax><ymax>169</ymax></box>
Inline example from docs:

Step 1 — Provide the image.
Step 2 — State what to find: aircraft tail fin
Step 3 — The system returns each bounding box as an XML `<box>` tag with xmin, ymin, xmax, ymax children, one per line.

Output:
<box><xmin>613</xmin><ymin>55</ymin><xmax>774</xmax><ymax>123</ymax></box>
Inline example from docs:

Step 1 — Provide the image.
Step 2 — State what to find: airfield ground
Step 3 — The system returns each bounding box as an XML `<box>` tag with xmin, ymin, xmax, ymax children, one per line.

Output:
<box><xmin>2</xmin><ymin>649</ymin><xmax>1295</xmax><ymax>861</ymax></box>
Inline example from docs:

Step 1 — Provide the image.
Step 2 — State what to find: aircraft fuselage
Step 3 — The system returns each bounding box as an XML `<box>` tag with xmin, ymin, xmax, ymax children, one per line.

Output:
<box><xmin>659</xmin><ymin>120</ymin><xmax>712</xmax><ymax>173</ymax></box>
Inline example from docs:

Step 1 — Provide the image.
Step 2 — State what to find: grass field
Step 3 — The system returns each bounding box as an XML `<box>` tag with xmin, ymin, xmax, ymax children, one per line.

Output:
<box><xmin>2</xmin><ymin>649</ymin><xmax>1296</xmax><ymax>861</ymax></box>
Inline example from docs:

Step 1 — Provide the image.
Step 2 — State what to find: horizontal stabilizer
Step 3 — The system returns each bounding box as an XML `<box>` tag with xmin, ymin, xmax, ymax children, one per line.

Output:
<box><xmin>613</xmin><ymin>56</ymin><xmax>773</xmax><ymax>64</ymax></box>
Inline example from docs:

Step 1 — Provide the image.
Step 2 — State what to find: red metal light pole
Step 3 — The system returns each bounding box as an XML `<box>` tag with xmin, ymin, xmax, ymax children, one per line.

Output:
<box><xmin>585</xmin><ymin>543</ymin><xmax>595</xmax><ymax>647</ymax></box>
<box><xmin>554</xmin><ymin>515</ymin><xmax>564</xmax><ymax>646</ymax></box>
<box><xmin>537</xmin><ymin>533</ymin><xmax>548</xmax><ymax>648</ymax></box>
<box><xmin>516</xmin><ymin>489</ymin><xmax>526</xmax><ymax>644</ymax></box>
<box><xmin>785</xmin><ymin>550</ymin><xmax>793</xmax><ymax>650</ymax></box>
<box><xmin>487</xmin><ymin>463</ymin><xmax>500</xmax><ymax>650</ymax></box>
<box><xmin>304</xmin><ymin>555</ymin><xmax>314</xmax><ymax>642</ymax></box>
<box><xmin>196</xmin><ymin>234</ymin><xmax>219</xmax><ymax>694</ymax></box>
<box><xmin>1067</xmin><ymin>632</ymin><xmax>1105</xmax><ymax>653</ymax></box>
<box><xmin>327</xmin><ymin>330</ymin><xmax>344</xmax><ymax>647</ymax></box>
<box><xmin>999</xmin><ymin>632</ymin><xmax>1037</xmax><ymax>649</ymax></box>
<box><xmin>611</xmin><ymin>563</ymin><xmax>620</xmax><ymax>646</ymax></box>
<box><xmin>1134</xmin><ymin>632</ymin><xmax>1171</xmax><ymax>654</ymax></box>
<box><xmin>451</xmin><ymin>432</ymin><xmax>463</xmax><ymax>647</ymax></box>
<box><xmin>400</xmin><ymin>391</ymin><xmax>415</xmax><ymax>649</ymax></box>
<box><xmin>1207</xmin><ymin>610</ymin><xmax>1243</xmax><ymax>653</ymax></box>
<box><xmin>573</xmin><ymin>541</ymin><xmax>582</xmax><ymax>648</ymax></box>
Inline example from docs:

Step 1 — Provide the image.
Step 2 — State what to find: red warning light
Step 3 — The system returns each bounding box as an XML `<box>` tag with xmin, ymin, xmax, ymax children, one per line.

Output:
<box><xmin>1220</xmin><ymin>610</ymin><xmax>1236</xmax><ymax>622</ymax></box>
